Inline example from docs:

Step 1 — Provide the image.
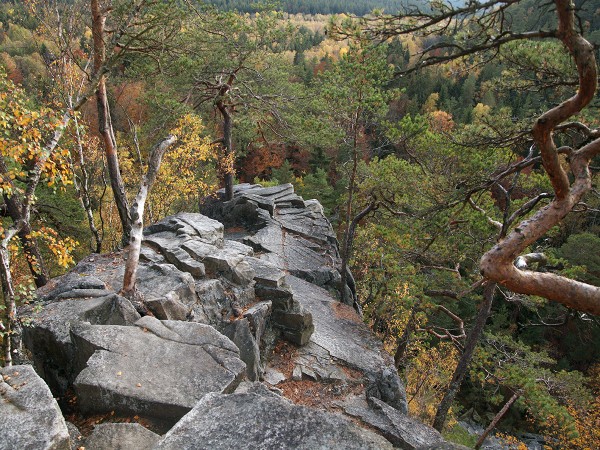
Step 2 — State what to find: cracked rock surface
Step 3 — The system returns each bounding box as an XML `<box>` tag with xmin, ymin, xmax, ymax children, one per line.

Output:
<box><xmin>0</xmin><ymin>365</ymin><xmax>70</xmax><ymax>450</ymax></box>
<box><xmin>10</xmin><ymin>184</ymin><xmax>468</xmax><ymax>449</ymax></box>
<box><xmin>154</xmin><ymin>389</ymin><xmax>394</xmax><ymax>450</ymax></box>
<box><xmin>72</xmin><ymin>318</ymin><xmax>245</xmax><ymax>423</ymax></box>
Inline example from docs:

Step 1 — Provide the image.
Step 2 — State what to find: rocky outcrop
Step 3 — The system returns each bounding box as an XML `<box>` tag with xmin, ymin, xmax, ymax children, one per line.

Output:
<box><xmin>202</xmin><ymin>183</ymin><xmax>353</xmax><ymax>303</ymax></box>
<box><xmin>22</xmin><ymin>292</ymin><xmax>140</xmax><ymax>395</ymax></box>
<box><xmin>154</xmin><ymin>387</ymin><xmax>394</xmax><ymax>450</ymax></box>
<box><xmin>11</xmin><ymin>184</ymin><xmax>470</xmax><ymax>449</ymax></box>
<box><xmin>84</xmin><ymin>423</ymin><xmax>160</xmax><ymax>450</ymax></box>
<box><xmin>72</xmin><ymin>317</ymin><xmax>246</xmax><ymax>423</ymax></box>
<box><xmin>339</xmin><ymin>396</ymin><xmax>445</xmax><ymax>449</ymax></box>
<box><xmin>0</xmin><ymin>365</ymin><xmax>71</xmax><ymax>450</ymax></box>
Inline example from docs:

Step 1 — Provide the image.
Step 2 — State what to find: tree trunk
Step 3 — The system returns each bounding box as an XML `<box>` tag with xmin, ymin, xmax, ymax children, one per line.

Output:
<box><xmin>395</xmin><ymin>303</ymin><xmax>419</xmax><ymax>369</ymax></box>
<box><xmin>91</xmin><ymin>0</ymin><xmax>131</xmax><ymax>247</ymax></box>
<box><xmin>0</xmin><ymin>228</ymin><xmax>21</xmax><ymax>366</ymax></box>
<box><xmin>121</xmin><ymin>135</ymin><xmax>177</xmax><ymax>299</ymax></box>
<box><xmin>3</xmin><ymin>194</ymin><xmax>49</xmax><ymax>287</ymax></box>
<box><xmin>433</xmin><ymin>282</ymin><xmax>496</xmax><ymax>431</ymax></box>
<box><xmin>340</xmin><ymin>116</ymin><xmax>362</xmax><ymax>305</ymax></box>
<box><xmin>480</xmin><ymin>0</ymin><xmax>600</xmax><ymax>314</ymax></box>
<box><xmin>475</xmin><ymin>391</ymin><xmax>520</xmax><ymax>449</ymax></box>
<box><xmin>72</xmin><ymin>112</ymin><xmax>103</xmax><ymax>253</ymax></box>
<box><xmin>341</xmin><ymin>199</ymin><xmax>376</xmax><ymax>306</ymax></box>
<box><xmin>217</xmin><ymin>101</ymin><xmax>234</xmax><ymax>201</ymax></box>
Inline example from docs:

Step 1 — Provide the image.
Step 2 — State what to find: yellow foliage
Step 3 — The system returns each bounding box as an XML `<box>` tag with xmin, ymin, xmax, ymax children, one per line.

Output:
<box><xmin>30</xmin><ymin>227</ymin><xmax>78</xmax><ymax>268</ymax></box>
<box><xmin>539</xmin><ymin>397</ymin><xmax>600</xmax><ymax>449</ymax></box>
<box><xmin>146</xmin><ymin>114</ymin><xmax>219</xmax><ymax>222</ymax></box>
<box><xmin>404</xmin><ymin>341</ymin><xmax>460</xmax><ymax>425</ymax></box>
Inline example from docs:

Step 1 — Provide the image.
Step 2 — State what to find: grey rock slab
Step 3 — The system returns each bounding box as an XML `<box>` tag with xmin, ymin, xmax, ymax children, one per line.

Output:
<box><xmin>152</xmin><ymin>242</ymin><xmax>206</xmax><ymax>278</ymax></box>
<box><xmin>249</xmin><ymin>227</ymin><xmax>339</xmax><ymax>289</ymax></box>
<box><xmin>339</xmin><ymin>396</ymin><xmax>444</xmax><ymax>450</ymax></box>
<box><xmin>72</xmin><ymin>321</ymin><xmax>246</xmax><ymax>423</ymax></box>
<box><xmin>263</xmin><ymin>368</ymin><xmax>286</xmax><ymax>385</ymax></box>
<box><xmin>243</xmin><ymin>300</ymin><xmax>272</xmax><ymax>343</ymax></box>
<box><xmin>249</xmin><ymin>183</ymin><xmax>295</xmax><ymax>200</ymax></box>
<box><xmin>246</xmin><ymin>257</ymin><xmax>285</xmax><ymax>288</ymax></box>
<box><xmin>139</xmin><ymin>245</ymin><xmax>167</xmax><ymax>264</ymax></box>
<box><xmin>233</xmin><ymin>381</ymin><xmax>281</xmax><ymax>398</ymax></box>
<box><xmin>182</xmin><ymin>240</ymin><xmax>255</xmax><ymax>285</ymax></box>
<box><xmin>366</xmin><ymin>367</ymin><xmax>408</xmax><ymax>413</ymax></box>
<box><xmin>65</xmin><ymin>422</ymin><xmax>83</xmax><ymax>450</ymax></box>
<box><xmin>84</xmin><ymin>423</ymin><xmax>160</xmax><ymax>450</ymax></box>
<box><xmin>223</xmin><ymin>319</ymin><xmax>262</xmax><ymax>381</ymax></box>
<box><xmin>191</xmin><ymin>279</ymin><xmax>228</xmax><ymax>325</ymax></box>
<box><xmin>22</xmin><ymin>294</ymin><xmax>140</xmax><ymax>395</ymax></box>
<box><xmin>153</xmin><ymin>392</ymin><xmax>393</xmax><ymax>450</ymax></box>
<box><xmin>0</xmin><ymin>365</ymin><xmax>70</xmax><ymax>450</ymax></box>
<box><xmin>288</xmin><ymin>275</ymin><xmax>407</xmax><ymax>410</ymax></box>
<box><xmin>417</xmin><ymin>444</ymin><xmax>472</xmax><ymax>450</ymax></box>
<box><xmin>289</xmin><ymin>276</ymin><xmax>388</xmax><ymax>371</ymax></box>
<box><xmin>144</xmin><ymin>213</ymin><xmax>224</xmax><ymax>247</ymax></box>
<box><xmin>271</xmin><ymin>306</ymin><xmax>314</xmax><ymax>346</ymax></box>
<box><xmin>135</xmin><ymin>263</ymin><xmax>196</xmax><ymax>319</ymax></box>
<box><xmin>37</xmin><ymin>273</ymin><xmax>107</xmax><ymax>302</ymax></box>
<box><xmin>54</xmin><ymin>288</ymin><xmax>113</xmax><ymax>300</ymax></box>
<box><xmin>135</xmin><ymin>317</ymin><xmax>239</xmax><ymax>353</ymax></box>
<box><xmin>224</xmin><ymin>239</ymin><xmax>254</xmax><ymax>256</ymax></box>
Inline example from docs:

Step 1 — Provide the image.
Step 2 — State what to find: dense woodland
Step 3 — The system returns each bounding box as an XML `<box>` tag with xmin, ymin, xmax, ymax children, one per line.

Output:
<box><xmin>1</xmin><ymin>0</ymin><xmax>599</xmax><ymax>447</ymax></box>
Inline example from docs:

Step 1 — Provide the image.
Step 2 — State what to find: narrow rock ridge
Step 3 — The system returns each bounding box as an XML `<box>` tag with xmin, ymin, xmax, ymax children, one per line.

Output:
<box><xmin>8</xmin><ymin>184</ymin><xmax>467</xmax><ymax>449</ymax></box>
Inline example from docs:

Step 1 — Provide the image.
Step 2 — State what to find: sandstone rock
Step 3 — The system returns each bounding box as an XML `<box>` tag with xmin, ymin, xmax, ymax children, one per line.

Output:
<box><xmin>339</xmin><ymin>396</ymin><xmax>444</xmax><ymax>449</ymax></box>
<box><xmin>72</xmin><ymin>319</ymin><xmax>245</xmax><ymax>423</ymax></box>
<box><xmin>288</xmin><ymin>276</ymin><xmax>406</xmax><ymax>408</ymax></box>
<box><xmin>135</xmin><ymin>263</ymin><xmax>196</xmax><ymax>320</ymax></box>
<box><xmin>366</xmin><ymin>367</ymin><xmax>408</xmax><ymax>413</ymax></box>
<box><xmin>154</xmin><ymin>391</ymin><xmax>394</xmax><ymax>450</ymax></box>
<box><xmin>263</xmin><ymin>368</ymin><xmax>286</xmax><ymax>385</ymax></box>
<box><xmin>272</xmin><ymin>304</ymin><xmax>314</xmax><ymax>346</ymax></box>
<box><xmin>243</xmin><ymin>301</ymin><xmax>272</xmax><ymax>344</ymax></box>
<box><xmin>22</xmin><ymin>294</ymin><xmax>140</xmax><ymax>394</ymax></box>
<box><xmin>0</xmin><ymin>365</ymin><xmax>70</xmax><ymax>450</ymax></box>
<box><xmin>144</xmin><ymin>213</ymin><xmax>224</xmax><ymax>247</ymax></box>
<box><xmin>223</xmin><ymin>319</ymin><xmax>262</xmax><ymax>381</ymax></box>
<box><xmin>417</xmin><ymin>444</ymin><xmax>472</xmax><ymax>450</ymax></box>
<box><xmin>84</xmin><ymin>423</ymin><xmax>160</xmax><ymax>450</ymax></box>
<box><xmin>246</xmin><ymin>257</ymin><xmax>286</xmax><ymax>288</ymax></box>
<box><xmin>65</xmin><ymin>422</ymin><xmax>83</xmax><ymax>450</ymax></box>
<box><xmin>37</xmin><ymin>273</ymin><xmax>107</xmax><ymax>302</ymax></box>
<box><xmin>202</xmin><ymin>183</ymin><xmax>345</xmax><ymax>297</ymax></box>
<box><xmin>182</xmin><ymin>240</ymin><xmax>255</xmax><ymax>285</ymax></box>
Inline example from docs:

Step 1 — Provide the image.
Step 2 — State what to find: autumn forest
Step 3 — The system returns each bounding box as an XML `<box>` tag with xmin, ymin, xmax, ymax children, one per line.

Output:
<box><xmin>1</xmin><ymin>0</ymin><xmax>599</xmax><ymax>447</ymax></box>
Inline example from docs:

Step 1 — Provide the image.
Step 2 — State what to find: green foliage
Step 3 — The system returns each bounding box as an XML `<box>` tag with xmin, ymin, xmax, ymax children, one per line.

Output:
<box><xmin>443</xmin><ymin>423</ymin><xmax>478</xmax><ymax>448</ymax></box>
<box><xmin>271</xmin><ymin>160</ymin><xmax>295</xmax><ymax>184</ymax></box>
<box><xmin>296</xmin><ymin>168</ymin><xmax>337</xmax><ymax>216</ymax></box>
<box><xmin>557</xmin><ymin>233</ymin><xmax>600</xmax><ymax>286</ymax></box>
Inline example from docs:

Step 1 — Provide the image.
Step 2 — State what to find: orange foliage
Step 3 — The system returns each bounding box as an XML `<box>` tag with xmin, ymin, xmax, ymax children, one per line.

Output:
<box><xmin>240</xmin><ymin>144</ymin><xmax>286</xmax><ymax>181</ymax></box>
<box><xmin>0</xmin><ymin>52</ymin><xmax>23</xmax><ymax>84</ymax></box>
<box><xmin>539</xmin><ymin>398</ymin><xmax>600</xmax><ymax>449</ymax></box>
<box><xmin>428</xmin><ymin>110</ymin><xmax>455</xmax><ymax>133</ymax></box>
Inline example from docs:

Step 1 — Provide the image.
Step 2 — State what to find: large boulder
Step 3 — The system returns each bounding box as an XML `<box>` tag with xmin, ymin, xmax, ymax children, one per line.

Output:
<box><xmin>154</xmin><ymin>390</ymin><xmax>394</xmax><ymax>450</ymax></box>
<box><xmin>22</xmin><ymin>293</ymin><xmax>140</xmax><ymax>395</ymax></box>
<box><xmin>339</xmin><ymin>396</ymin><xmax>445</xmax><ymax>449</ymax></box>
<box><xmin>84</xmin><ymin>424</ymin><xmax>160</xmax><ymax>450</ymax></box>
<box><xmin>0</xmin><ymin>365</ymin><xmax>71</xmax><ymax>450</ymax></box>
<box><xmin>73</xmin><ymin>317</ymin><xmax>246</xmax><ymax>424</ymax></box>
